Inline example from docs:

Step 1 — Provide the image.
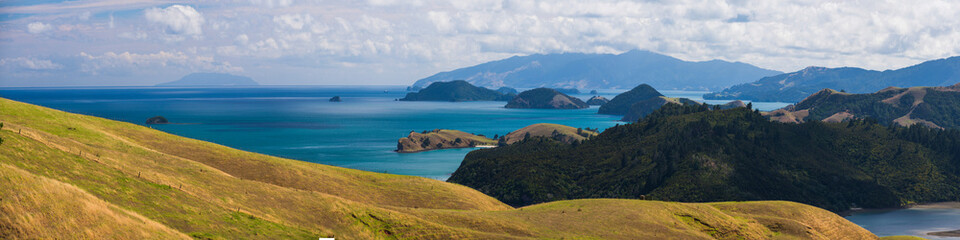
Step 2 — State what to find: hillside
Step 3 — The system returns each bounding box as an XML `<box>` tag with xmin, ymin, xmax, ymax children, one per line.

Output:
<box><xmin>620</xmin><ymin>96</ymin><xmax>702</xmax><ymax>122</ymax></box>
<box><xmin>765</xmin><ymin>84</ymin><xmax>960</xmax><ymax>129</ymax></box>
<box><xmin>399</xmin><ymin>80</ymin><xmax>514</xmax><ymax>101</ymax></box>
<box><xmin>503</xmin><ymin>123</ymin><xmax>597</xmax><ymax>144</ymax></box>
<box><xmin>412</xmin><ymin>50</ymin><xmax>781</xmax><ymax>90</ymax></box>
<box><xmin>504</xmin><ymin>88</ymin><xmax>588</xmax><ymax>109</ymax></box>
<box><xmin>0</xmin><ymin>97</ymin><xmax>879</xmax><ymax>239</ymax></box>
<box><xmin>156</xmin><ymin>73</ymin><xmax>258</xmax><ymax>86</ymax></box>
<box><xmin>705</xmin><ymin>56</ymin><xmax>960</xmax><ymax>102</ymax></box>
<box><xmin>449</xmin><ymin>104</ymin><xmax>960</xmax><ymax>212</ymax></box>
<box><xmin>396</xmin><ymin>129</ymin><xmax>496</xmax><ymax>153</ymax></box>
<box><xmin>598</xmin><ymin>84</ymin><xmax>665</xmax><ymax>115</ymax></box>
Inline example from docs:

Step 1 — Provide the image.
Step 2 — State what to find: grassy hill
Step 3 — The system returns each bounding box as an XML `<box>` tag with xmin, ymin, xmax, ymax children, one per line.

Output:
<box><xmin>449</xmin><ymin>104</ymin><xmax>960</xmax><ymax>212</ymax></box>
<box><xmin>0</xmin><ymin>98</ymin><xmax>878</xmax><ymax>239</ymax></box>
<box><xmin>503</xmin><ymin>123</ymin><xmax>598</xmax><ymax>144</ymax></box>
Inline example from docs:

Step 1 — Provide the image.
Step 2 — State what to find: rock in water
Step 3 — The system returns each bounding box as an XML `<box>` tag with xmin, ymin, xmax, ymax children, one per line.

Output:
<box><xmin>329</xmin><ymin>96</ymin><xmax>342</xmax><ymax>102</ymax></box>
<box><xmin>146</xmin><ymin>116</ymin><xmax>169</xmax><ymax>124</ymax></box>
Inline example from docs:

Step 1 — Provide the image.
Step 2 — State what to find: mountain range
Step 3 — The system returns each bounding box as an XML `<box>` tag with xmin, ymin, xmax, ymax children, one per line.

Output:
<box><xmin>412</xmin><ymin>50</ymin><xmax>782</xmax><ymax>91</ymax></box>
<box><xmin>705</xmin><ymin>56</ymin><xmax>960</xmax><ymax>102</ymax></box>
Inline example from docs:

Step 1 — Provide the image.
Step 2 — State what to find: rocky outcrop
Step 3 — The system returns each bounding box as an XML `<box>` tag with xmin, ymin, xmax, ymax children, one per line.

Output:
<box><xmin>145</xmin><ymin>116</ymin><xmax>169</xmax><ymax>124</ymax></box>
<box><xmin>396</xmin><ymin>129</ymin><xmax>497</xmax><ymax>153</ymax></box>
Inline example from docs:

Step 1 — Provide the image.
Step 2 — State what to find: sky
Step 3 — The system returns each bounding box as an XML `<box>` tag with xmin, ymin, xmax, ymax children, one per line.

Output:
<box><xmin>2</xmin><ymin>0</ymin><xmax>960</xmax><ymax>87</ymax></box>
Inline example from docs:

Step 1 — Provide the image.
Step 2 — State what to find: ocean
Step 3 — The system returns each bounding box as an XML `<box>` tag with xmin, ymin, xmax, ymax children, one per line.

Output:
<box><xmin>0</xmin><ymin>86</ymin><xmax>786</xmax><ymax>180</ymax></box>
<box><xmin>3</xmin><ymin>85</ymin><xmax>956</xmax><ymax>238</ymax></box>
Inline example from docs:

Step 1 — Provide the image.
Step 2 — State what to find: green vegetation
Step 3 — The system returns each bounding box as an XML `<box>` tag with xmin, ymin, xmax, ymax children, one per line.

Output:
<box><xmin>598</xmin><ymin>84</ymin><xmax>664</xmax><ymax>115</ymax></box>
<box><xmin>767</xmin><ymin>84</ymin><xmax>960</xmax><ymax>129</ymax></box>
<box><xmin>502</xmin><ymin>123</ymin><xmax>597</xmax><ymax>144</ymax></box>
<box><xmin>449</xmin><ymin>103</ymin><xmax>960</xmax><ymax>212</ymax></box>
<box><xmin>0</xmin><ymin>97</ymin><xmax>879</xmax><ymax>239</ymax></box>
<box><xmin>399</xmin><ymin>80</ymin><xmax>514</xmax><ymax>101</ymax></box>
<box><xmin>504</xmin><ymin>88</ymin><xmax>588</xmax><ymax>109</ymax></box>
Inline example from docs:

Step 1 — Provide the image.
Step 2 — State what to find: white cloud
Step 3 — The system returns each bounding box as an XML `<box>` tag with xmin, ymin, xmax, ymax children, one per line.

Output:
<box><xmin>0</xmin><ymin>57</ymin><xmax>63</xmax><ymax>70</ymax></box>
<box><xmin>249</xmin><ymin>0</ymin><xmax>292</xmax><ymax>8</ymax></box>
<box><xmin>27</xmin><ymin>22</ymin><xmax>53</xmax><ymax>34</ymax></box>
<box><xmin>144</xmin><ymin>5</ymin><xmax>205</xmax><ymax>36</ymax></box>
<box><xmin>273</xmin><ymin>14</ymin><xmax>312</xmax><ymax>30</ymax></box>
<box><xmin>79</xmin><ymin>51</ymin><xmax>242</xmax><ymax>75</ymax></box>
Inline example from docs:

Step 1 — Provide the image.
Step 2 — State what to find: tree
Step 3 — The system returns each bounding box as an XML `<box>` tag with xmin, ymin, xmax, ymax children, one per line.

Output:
<box><xmin>524</xmin><ymin>132</ymin><xmax>532</xmax><ymax>140</ymax></box>
<box><xmin>746</xmin><ymin>102</ymin><xmax>753</xmax><ymax>109</ymax></box>
<box><xmin>454</xmin><ymin>138</ymin><xmax>463</xmax><ymax>144</ymax></box>
<box><xmin>498</xmin><ymin>136</ymin><xmax>507</xmax><ymax>147</ymax></box>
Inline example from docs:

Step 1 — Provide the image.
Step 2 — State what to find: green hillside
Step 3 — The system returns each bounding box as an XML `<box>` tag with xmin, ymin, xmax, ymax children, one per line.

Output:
<box><xmin>0</xmin><ymin>98</ymin><xmax>877</xmax><ymax>239</ymax></box>
<box><xmin>400</xmin><ymin>80</ymin><xmax>514</xmax><ymax>101</ymax></box>
<box><xmin>449</xmin><ymin>103</ymin><xmax>960</xmax><ymax>212</ymax></box>
<box><xmin>766</xmin><ymin>84</ymin><xmax>960</xmax><ymax>129</ymax></box>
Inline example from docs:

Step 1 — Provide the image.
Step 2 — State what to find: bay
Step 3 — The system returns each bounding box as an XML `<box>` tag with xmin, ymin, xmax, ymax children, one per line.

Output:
<box><xmin>0</xmin><ymin>86</ymin><xmax>787</xmax><ymax>180</ymax></box>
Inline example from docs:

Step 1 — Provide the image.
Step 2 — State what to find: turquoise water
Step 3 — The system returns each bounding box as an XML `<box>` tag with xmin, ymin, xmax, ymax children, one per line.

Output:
<box><xmin>846</xmin><ymin>208</ymin><xmax>960</xmax><ymax>239</ymax></box>
<box><xmin>0</xmin><ymin>86</ymin><xmax>787</xmax><ymax>180</ymax></box>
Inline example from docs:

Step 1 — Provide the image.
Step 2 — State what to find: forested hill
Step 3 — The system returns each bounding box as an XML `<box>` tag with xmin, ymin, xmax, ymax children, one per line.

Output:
<box><xmin>399</xmin><ymin>80</ymin><xmax>514</xmax><ymax>101</ymax></box>
<box><xmin>449</xmin><ymin>104</ymin><xmax>960</xmax><ymax>212</ymax></box>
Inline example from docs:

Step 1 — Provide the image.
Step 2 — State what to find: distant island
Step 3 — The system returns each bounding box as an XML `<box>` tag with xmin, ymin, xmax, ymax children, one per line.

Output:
<box><xmin>597</xmin><ymin>84</ymin><xmax>665</xmax><ymax>115</ymax></box>
<box><xmin>449</xmin><ymin>104</ymin><xmax>960</xmax><ymax>211</ymax></box>
<box><xmin>412</xmin><ymin>50</ymin><xmax>781</xmax><ymax>91</ymax></box>
<box><xmin>765</xmin><ymin>84</ymin><xmax>960</xmax><ymax>129</ymax></box>
<box><xmin>598</xmin><ymin>84</ymin><xmax>744</xmax><ymax>121</ymax></box>
<box><xmin>399</xmin><ymin>80</ymin><xmax>514</xmax><ymax>102</ymax></box>
<box><xmin>585</xmin><ymin>96</ymin><xmax>609</xmax><ymax>105</ymax></box>
<box><xmin>505</xmin><ymin>88</ymin><xmax>588</xmax><ymax>109</ymax></box>
<box><xmin>705</xmin><ymin>56</ymin><xmax>960</xmax><ymax>102</ymax></box>
<box><xmin>156</xmin><ymin>73</ymin><xmax>258</xmax><ymax>86</ymax></box>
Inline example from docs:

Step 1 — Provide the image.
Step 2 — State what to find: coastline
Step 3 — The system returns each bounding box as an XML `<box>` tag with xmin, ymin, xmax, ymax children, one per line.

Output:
<box><xmin>907</xmin><ymin>201</ymin><xmax>960</xmax><ymax>209</ymax></box>
<box><xmin>841</xmin><ymin>201</ymin><xmax>960</xmax><ymax>216</ymax></box>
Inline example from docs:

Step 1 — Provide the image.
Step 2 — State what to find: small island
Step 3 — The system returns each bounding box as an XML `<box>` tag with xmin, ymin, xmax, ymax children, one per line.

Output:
<box><xmin>505</xmin><ymin>88</ymin><xmax>589</xmax><ymax>109</ymax></box>
<box><xmin>145</xmin><ymin>116</ymin><xmax>169</xmax><ymax>124</ymax></box>
<box><xmin>329</xmin><ymin>96</ymin><xmax>342</xmax><ymax>102</ymax></box>
<box><xmin>396</xmin><ymin>129</ymin><xmax>497</xmax><ymax>153</ymax></box>
<box><xmin>597</xmin><ymin>84</ymin><xmax>664</xmax><ymax>115</ymax></box>
<box><xmin>399</xmin><ymin>80</ymin><xmax>514</xmax><ymax>102</ymax></box>
<box><xmin>585</xmin><ymin>96</ymin><xmax>609</xmax><ymax>105</ymax></box>
<box><xmin>396</xmin><ymin>123</ymin><xmax>598</xmax><ymax>153</ymax></box>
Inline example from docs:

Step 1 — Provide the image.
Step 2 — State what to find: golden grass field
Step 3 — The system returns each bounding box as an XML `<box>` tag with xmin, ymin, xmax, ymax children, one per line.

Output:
<box><xmin>0</xmin><ymin>97</ymin><xmax>879</xmax><ymax>239</ymax></box>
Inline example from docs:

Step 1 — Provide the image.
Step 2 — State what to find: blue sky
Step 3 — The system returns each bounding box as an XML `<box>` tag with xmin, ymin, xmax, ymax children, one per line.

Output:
<box><xmin>2</xmin><ymin>0</ymin><xmax>960</xmax><ymax>87</ymax></box>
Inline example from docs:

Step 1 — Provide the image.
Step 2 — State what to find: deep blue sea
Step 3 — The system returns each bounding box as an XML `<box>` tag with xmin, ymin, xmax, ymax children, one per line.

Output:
<box><xmin>0</xmin><ymin>86</ymin><xmax>787</xmax><ymax>180</ymax></box>
<box><xmin>2</xmin><ymin>85</ymin><xmax>957</xmax><ymax>237</ymax></box>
